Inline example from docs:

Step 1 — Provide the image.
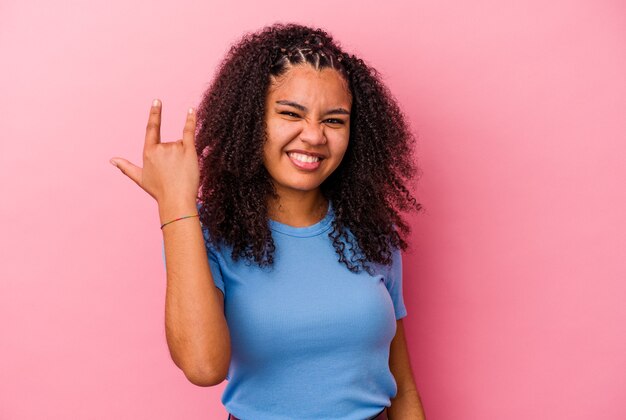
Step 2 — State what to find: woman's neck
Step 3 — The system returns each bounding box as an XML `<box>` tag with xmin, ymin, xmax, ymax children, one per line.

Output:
<box><xmin>267</xmin><ymin>189</ymin><xmax>329</xmax><ymax>228</ymax></box>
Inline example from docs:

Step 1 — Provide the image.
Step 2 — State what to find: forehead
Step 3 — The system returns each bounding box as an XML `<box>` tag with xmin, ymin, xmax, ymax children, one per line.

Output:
<box><xmin>267</xmin><ymin>64</ymin><xmax>351</xmax><ymax>106</ymax></box>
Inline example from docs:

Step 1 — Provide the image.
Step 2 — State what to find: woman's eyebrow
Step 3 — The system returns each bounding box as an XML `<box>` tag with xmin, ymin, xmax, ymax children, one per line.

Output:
<box><xmin>275</xmin><ymin>100</ymin><xmax>350</xmax><ymax>115</ymax></box>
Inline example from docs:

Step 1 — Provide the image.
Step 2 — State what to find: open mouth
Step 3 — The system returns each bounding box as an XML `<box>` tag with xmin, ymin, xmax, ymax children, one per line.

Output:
<box><xmin>287</xmin><ymin>152</ymin><xmax>323</xmax><ymax>170</ymax></box>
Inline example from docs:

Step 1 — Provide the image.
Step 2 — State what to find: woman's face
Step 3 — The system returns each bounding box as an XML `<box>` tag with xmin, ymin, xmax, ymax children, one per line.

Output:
<box><xmin>263</xmin><ymin>64</ymin><xmax>352</xmax><ymax>197</ymax></box>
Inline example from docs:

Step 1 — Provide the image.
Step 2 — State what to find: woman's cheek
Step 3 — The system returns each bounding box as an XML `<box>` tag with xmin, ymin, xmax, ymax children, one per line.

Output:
<box><xmin>283</xmin><ymin>123</ymin><xmax>301</xmax><ymax>137</ymax></box>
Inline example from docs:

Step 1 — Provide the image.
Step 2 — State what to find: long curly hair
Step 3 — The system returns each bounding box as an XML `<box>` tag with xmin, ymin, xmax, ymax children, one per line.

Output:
<box><xmin>195</xmin><ymin>22</ymin><xmax>422</xmax><ymax>274</ymax></box>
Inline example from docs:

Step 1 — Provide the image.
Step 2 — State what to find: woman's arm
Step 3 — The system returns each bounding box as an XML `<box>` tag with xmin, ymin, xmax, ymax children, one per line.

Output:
<box><xmin>387</xmin><ymin>319</ymin><xmax>426</xmax><ymax>419</ymax></box>
<box><xmin>161</xmin><ymin>199</ymin><xmax>231</xmax><ymax>386</ymax></box>
<box><xmin>111</xmin><ymin>101</ymin><xmax>230</xmax><ymax>386</ymax></box>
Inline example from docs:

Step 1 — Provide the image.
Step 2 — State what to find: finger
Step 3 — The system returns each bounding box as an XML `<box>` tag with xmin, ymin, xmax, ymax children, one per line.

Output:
<box><xmin>110</xmin><ymin>157</ymin><xmax>143</xmax><ymax>188</ymax></box>
<box><xmin>145</xmin><ymin>99</ymin><xmax>162</xmax><ymax>148</ymax></box>
<box><xmin>182</xmin><ymin>107</ymin><xmax>196</xmax><ymax>148</ymax></box>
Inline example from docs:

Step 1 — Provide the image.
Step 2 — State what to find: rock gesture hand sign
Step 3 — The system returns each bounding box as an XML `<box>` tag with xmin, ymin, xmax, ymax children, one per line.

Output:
<box><xmin>110</xmin><ymin>99</ymin><xmax>200</xmax><ymax>214</ymax></box>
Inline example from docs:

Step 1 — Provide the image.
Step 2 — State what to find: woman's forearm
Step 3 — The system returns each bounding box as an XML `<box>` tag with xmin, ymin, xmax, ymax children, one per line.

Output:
<box><xmin>160</xmin><ymin>199</ymin><xmax>231</xmax><ymax>386</ymax></box>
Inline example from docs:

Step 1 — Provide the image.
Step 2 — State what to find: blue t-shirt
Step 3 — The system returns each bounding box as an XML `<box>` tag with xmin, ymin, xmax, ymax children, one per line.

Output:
<box><xmin>164</xmin><ymin>201</ymin><xmax>407</xmax><ymax>419</ymax></box>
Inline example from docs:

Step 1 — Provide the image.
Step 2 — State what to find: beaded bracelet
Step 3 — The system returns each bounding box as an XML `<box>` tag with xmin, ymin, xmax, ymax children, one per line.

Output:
<box><xmin>160</xmin><ymin>214</ymin><xmax>200</xmax><ymax>230</ymax></box>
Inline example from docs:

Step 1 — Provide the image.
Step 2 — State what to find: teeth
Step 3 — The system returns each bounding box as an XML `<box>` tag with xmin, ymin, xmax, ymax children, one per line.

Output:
<box><xmin>288</xmin><ymin>152</ymin><xmax>320</xmax><ymax>163</ymax></box>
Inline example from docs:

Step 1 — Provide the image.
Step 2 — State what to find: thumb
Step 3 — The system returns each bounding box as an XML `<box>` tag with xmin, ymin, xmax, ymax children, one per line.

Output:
<box><xmin>110</xmin><ymin>157</ymin><xmax>142</xmax><ymax>187</ymax></box>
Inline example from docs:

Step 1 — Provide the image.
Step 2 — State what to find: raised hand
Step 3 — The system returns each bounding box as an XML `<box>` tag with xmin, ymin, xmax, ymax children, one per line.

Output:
<box><xmin>110</xmin><ymin>99</ymin><xmax>200</xmax><ymax>207</ymax></box>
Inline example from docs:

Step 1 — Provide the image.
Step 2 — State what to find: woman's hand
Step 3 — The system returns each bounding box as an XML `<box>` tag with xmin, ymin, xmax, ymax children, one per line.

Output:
<box><xmin>110</xmin><ymin>99</ymin><xmax>199</xmax><ymax>206</ymax></box>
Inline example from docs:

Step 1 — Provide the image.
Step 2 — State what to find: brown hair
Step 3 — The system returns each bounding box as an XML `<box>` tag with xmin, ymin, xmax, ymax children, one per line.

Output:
<box><xmin>195</xmin><ymin>22</ymin><xmax>422</xmax><ymax>274</ymax></box>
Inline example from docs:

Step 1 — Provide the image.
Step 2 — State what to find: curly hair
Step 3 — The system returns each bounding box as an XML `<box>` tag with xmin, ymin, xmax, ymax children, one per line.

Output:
<box><xmin>195</xmin><ymin>22</ymin><xmax>422</xmax><ymax>274</ymax></box>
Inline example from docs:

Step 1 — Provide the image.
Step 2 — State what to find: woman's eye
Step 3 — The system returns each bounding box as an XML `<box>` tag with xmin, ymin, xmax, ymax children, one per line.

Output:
<box><xmin>278</xmin><ymin>112</ymin><xmax>344</xmax><ymax>125</ymax></box>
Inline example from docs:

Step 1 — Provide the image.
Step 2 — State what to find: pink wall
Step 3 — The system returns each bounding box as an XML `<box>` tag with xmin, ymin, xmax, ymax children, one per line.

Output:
<box><xmin>1</xmin><ymin>0</ymin><xmax>625</xmax><ymax>419</ymax></box>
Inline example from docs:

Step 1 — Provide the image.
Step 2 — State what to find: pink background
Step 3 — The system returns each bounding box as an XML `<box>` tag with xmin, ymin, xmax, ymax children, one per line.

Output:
<box><xmin>1</xmin><ymin>0</ymin><xmax>625</xmax><ymax>419</ymax></box>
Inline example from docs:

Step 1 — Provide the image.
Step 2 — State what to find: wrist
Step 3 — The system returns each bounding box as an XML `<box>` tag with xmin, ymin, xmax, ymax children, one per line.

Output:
<box><xmin>158</xmin><ymin>199</ymin><xmax>198</xmax><ymax>226</ymax></box>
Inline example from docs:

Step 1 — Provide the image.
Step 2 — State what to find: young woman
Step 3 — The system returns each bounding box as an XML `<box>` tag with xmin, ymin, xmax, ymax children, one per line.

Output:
<box><xmin>110</xmin><ymin>23</ymin><xmax>426</xmax><ymax>420</ymax></box>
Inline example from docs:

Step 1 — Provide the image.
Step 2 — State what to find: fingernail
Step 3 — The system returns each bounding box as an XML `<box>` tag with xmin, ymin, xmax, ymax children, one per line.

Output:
<box><xmin>188</xmin><ymin>107</ymin><xmax>194</xmax><ymax>114</ymax></box>
<box><xmin>109</xmin><ymin>159</ymin><xmax>118</xmax><ymax>167</ymax></box>
<box><xmin>153</xmin><ymin>99</ymin><xmax>160</xmax><ymax>107</ymax></box>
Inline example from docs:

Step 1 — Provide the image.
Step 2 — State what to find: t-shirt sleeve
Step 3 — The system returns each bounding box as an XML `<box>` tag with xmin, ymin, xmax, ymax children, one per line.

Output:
<box><xmin>160</xmin><ymin>203</ymin><xmax>226</xmax><ymax>297</ymax></box>
<box><xmin>202</xmin><ymin>228</ymin><xmax>226</xmax><ymax>297</ymax></box>
<box><xmin>385</xmin><ymin>247</ymin><xmax>408</xmax><ymax>320</ymax></box>
<box><xmin>197</xmin><ymin>203</ymin><xmax>226</xmax><ymax>297</ymax></box>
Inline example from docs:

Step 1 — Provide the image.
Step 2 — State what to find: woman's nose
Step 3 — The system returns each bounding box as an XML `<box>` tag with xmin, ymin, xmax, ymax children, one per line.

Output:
<box><xmin>299</xmin><ymin>121</ymin><xmax>327</xmax><ymax>145</ymax></box>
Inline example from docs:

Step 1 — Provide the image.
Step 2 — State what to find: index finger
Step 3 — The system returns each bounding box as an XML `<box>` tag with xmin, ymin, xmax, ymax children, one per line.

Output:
<box><xmin>144</xmin><ymin>99</ymin><xmax>162</xmax><ymax>148</ymax></box>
